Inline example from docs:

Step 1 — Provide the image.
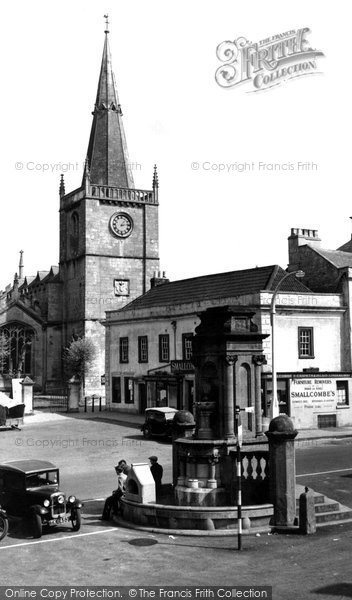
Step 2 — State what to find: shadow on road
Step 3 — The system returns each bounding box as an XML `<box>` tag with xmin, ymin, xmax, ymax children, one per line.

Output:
<box><xmin>311</xmin><ymin>583</ymin><xmax>352</xmax><ymax>597</ymax></box>
<box><xmin>128</xmin><ymin>538</ymin><xmax>158</xmax><ymax>547</ymax></box>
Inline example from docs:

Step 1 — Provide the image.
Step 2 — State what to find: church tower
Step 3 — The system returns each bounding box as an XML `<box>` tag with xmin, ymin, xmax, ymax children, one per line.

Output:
<box><xmin>59</xmin><ymin>20</ymin><xmax>160</xmax><ymax>393</ymax></box>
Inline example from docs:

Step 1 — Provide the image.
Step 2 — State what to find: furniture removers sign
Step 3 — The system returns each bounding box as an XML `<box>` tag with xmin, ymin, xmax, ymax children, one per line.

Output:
<box><xmin>290</xmin><ymin>378</ymin><xmax>336</xmax><ymax>414</ymax></box>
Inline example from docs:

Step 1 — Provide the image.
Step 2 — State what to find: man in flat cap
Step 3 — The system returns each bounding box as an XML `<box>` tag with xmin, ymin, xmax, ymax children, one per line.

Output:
<box><xmin>149</xmin><ymin>456</ymin><xmax>163</xmax><ymax>494</ymax></box>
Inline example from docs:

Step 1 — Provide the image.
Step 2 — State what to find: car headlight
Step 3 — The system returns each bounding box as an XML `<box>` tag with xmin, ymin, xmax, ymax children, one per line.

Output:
<box><xmin>68</xmin><ymin>495</ymin><xmax>76</xmax><ymax>503</ymax></box>
<box><xmin>57</xmin><ymin>495</ymin><xmax>65</xmax><ymax>504</ymax></box>
<box><xmin>43</xmin><ymin>499</ymin><xmax>50</xmax><ymax>508</ymax></box>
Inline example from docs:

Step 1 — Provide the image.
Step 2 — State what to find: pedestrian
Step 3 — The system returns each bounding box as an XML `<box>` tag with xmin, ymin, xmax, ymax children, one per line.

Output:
<box><xmin>149</xmin><ymin>456</ymin><xmax>163</xmax><ymax>493</ymax></box>
<box><xmin>102</xmin><ymin>463</ymin><xmax>129</xmax><ymax>520</ymax></box>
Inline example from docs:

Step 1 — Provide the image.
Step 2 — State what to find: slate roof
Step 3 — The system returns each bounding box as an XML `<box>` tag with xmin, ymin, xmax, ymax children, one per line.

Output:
<box><xmin>121</xmin><ymin>265</ymin><xmax>311</xmax><ymax>311</ymax></box>
<box><xmin>312</xmin><ymin>247</ymin><xmax>352</xmax><ymax>268</ymax></box>
<box><xmin>337</xmin><ymin>237</ymin><xmax>352</xmax><ymax>253</ymax></box>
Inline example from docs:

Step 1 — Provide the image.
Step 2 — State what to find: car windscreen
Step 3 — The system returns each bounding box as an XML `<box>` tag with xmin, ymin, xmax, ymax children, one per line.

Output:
<box><xmin>164</xmin><ymin>411</ymin><xmax>177</xmax><ymax>420</ymax></box>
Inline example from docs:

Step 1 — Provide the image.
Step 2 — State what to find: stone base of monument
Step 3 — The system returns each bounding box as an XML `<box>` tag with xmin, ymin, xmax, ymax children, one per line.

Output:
<box><xmin>175</xmin><ymin>485</ymin><xmax>227</xmax><ymax>507</ymax></box>
<box><xmin>120</xmin><ymin>496</ymin><xmax>273</xmax><ymax>533</ymax></box>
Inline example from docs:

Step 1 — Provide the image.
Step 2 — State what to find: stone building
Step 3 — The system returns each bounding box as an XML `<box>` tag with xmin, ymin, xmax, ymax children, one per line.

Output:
<box><xmin>0</xmin><ymin>27</ymin><xmax>160</xmax><ymax>394</ymax></box>
<box><xmin>104</xmin><ymin>252</ymin><xmax>352</xmax><ymax>431</ymax></box>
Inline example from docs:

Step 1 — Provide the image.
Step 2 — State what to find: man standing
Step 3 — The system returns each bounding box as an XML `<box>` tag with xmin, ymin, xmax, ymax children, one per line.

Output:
<box><xmin>149</xmin><ymin>456</ymin><xmax>163</xmax><ymax>493</ymax></box>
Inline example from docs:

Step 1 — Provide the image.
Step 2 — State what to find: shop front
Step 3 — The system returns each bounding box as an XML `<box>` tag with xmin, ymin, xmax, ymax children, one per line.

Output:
<box><xmin>263</xmin><ymin>371</ymin><xmax>352</xmax><ymax>429</ymax></box>
<box><xmin>144</xmin><ymin>361</ymin><xmax>194</xmax><ymax>412</ymax></box>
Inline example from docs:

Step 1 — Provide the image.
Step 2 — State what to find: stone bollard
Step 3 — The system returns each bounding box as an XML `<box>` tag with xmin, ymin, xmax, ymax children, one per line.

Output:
<box><xmin>67</xmin><ymin>376</ymin><xmax>81</xmax><ymax>412</ymax></box>
<box><xmin>299</xmin><ymin>487</ymin><xmax>316</xmax><ymax>534</ymax></box>
<box><xmin>265</xmin><ymin>414</ymin><xmax>298</xmax><ymax>527</ymax></box>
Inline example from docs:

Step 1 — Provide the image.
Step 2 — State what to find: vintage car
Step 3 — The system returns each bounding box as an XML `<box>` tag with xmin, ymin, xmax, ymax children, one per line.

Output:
<box><xmin>0</xmin><ymin>507</ymin><xmax>8</xmax><ymax>541</ymax></box>
<box><xmin>0</xmin><ymin>459</ymin><xmax>83</xmax><ymax>539</ymax></box>
<box><xmin>141</xmin><ymin>407</ymin><xmax>178</xmax><ymax>439</ymax></box>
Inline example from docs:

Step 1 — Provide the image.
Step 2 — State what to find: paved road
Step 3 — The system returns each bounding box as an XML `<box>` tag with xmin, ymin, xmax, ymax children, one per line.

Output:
<box><xmin>1</xmin><ymin>414</ymin><xmax>352</xmax><ymax>596</ymax></box>
<box><xmin>296</xmin><ymin>441</ymin><xmax>352</xmax><ymax>507</ymax></box>
<box><xmin>0</xmin><ymin>414</ymin><xmax>174</xmax><ymax>500</ymax></box>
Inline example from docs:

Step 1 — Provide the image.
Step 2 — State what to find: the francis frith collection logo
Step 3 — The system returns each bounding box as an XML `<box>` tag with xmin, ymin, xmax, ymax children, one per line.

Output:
<box><xmin>215</xmin><ymin>28</ymin><xmax>324</xmax><ymax>92</ymax></box>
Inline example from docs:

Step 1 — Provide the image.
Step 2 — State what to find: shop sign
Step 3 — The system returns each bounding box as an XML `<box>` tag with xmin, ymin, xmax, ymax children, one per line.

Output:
<box><xmin>171</xmin><ymin>360</ymin><xmax>194</xmax><ymax>374</ymax></box>
<box><xmin>290</xmin><ymin>378</ymin><xmax>336</xmax><ymax>411</ymax></box>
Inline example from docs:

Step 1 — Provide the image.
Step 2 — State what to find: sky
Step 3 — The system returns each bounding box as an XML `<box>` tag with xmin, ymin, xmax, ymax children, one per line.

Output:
<box><xmin>0</xmin><ymin>1</ymin><xmax>351</xmax><ymax>290</ymax></box>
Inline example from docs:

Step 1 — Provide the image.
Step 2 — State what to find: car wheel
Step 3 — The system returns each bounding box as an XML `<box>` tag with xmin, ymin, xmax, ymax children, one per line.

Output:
<box><xmin>71</xmin><ymin>508</ymin><xmax>81</xmax><ymax>532</ymax></box>
<box><xmin>31</xmin><ymin>512</ymin><xmax>42</xmax><ymax>539</ymax></box>
<box><xmin>143</xmin><ymin>426</ymin><xmax>152</xmax><ymax>439</ymax></box>
<box><xmin>0</xmin><ymin>515</ymin><xmax>9</xmax><ymax>541</ymax></box>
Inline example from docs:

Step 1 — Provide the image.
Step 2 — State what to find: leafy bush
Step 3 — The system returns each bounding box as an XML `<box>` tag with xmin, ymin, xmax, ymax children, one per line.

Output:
<box><xmin>63</xmin><ymin>337</ymin><xmax>96</xmax><ymax>380</ymax></box>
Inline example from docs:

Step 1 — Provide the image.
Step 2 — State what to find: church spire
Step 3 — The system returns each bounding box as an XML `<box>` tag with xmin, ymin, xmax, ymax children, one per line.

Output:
<box><xmin>84</xmin><ymin>17</ymin><xmax>134</xmax><ymax>189</ymax></box>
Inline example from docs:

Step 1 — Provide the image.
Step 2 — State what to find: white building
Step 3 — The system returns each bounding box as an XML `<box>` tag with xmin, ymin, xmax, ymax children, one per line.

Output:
<box><xmin>104</xmin><ymin>263</ymin><xmax>352</xmax><ymax>430</ymax></box>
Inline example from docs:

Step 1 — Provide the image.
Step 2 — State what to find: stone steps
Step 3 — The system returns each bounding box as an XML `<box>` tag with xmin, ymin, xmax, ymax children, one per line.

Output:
<box><xmin>316</xmin><ymin>506</ymin><xmax>352</xmax><ymax>524</ymax></box>
<box><xmin>296</xmin><ymin>487</ymin><xmax>352</xmax><ymax>527</ymax></box>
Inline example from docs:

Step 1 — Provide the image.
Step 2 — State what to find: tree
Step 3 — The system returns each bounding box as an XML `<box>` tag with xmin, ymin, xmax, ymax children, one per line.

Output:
<box><xmin>63</xmin><ymin>337</ymin><xmax>96</xmax><ymax>380</ymax></box>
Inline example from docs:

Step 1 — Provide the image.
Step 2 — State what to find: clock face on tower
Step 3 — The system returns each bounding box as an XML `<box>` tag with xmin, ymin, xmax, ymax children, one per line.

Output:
<box><xmin>109</xmin><ymin>212</ymin><xmax>133</xmax><ymax>238</ymax></box>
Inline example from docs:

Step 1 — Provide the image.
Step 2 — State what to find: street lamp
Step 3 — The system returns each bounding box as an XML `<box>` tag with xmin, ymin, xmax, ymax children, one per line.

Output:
<box><xmin>270</xmin><ymin>269</ymin><xmax>305</xmax><ymax>419</ymax></box>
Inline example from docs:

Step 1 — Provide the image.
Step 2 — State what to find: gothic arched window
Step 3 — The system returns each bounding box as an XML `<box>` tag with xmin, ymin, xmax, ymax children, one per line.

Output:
<box><xmin>0</xmin><ymin>323</ymin><xmax>34</xmax><ymax>376</ymax></box>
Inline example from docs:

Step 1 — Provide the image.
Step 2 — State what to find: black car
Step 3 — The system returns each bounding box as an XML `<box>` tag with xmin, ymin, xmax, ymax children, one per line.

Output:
<box><xmin>0</xmin><ymin>459</ymin><xmax>83</xmax><ymax>539</ymax></box>
<box><xmin>141</xmin><ymin>407</ymin><xmax>178</xmax><ymax>439</ymax></box>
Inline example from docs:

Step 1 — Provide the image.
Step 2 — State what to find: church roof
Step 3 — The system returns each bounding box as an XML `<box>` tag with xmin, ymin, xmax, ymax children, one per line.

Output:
<box><xmin>120</xmin><ymin>265</ymin><xmax>311</xmax><ymax>311</ymax></box>
<box><xmin>85</xmin><ymin>30</ymin><xmax>134</xmax><ymax>188</ymax></box>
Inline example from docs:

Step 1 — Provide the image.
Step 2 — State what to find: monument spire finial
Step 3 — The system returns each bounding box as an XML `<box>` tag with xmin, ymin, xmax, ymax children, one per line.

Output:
<box><xmin>153</xmin><ymin>164</ymin><xmax>159</xmax><ymax>189</ymax></box>
<box><xmin>19</xmin><ymin>250</ymin><xmax>24</xmax><ymax>280</ymax></box>
<box><xmin>104</xmin><ymin>14</ymin><xmax>109</xmax><ymax>34</ymax></box>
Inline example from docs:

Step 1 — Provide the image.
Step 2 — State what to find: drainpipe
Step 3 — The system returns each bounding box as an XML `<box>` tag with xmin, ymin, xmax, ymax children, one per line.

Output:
<box><xmin>171</xmin><ymin>320</ymin><xmax>177</xmax><ymax>359</ymax></box>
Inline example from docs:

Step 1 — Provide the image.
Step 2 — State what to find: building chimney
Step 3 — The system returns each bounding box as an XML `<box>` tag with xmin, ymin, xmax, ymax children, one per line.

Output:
<box><xmin>288</xmin><ymin>228</ymin><xmax>321</xmax><ymax>270</ymax></box>
<box><xmin>150</xmin><ymin>270</ymin><xmax>170</xmax><ymax>288</ymax></box>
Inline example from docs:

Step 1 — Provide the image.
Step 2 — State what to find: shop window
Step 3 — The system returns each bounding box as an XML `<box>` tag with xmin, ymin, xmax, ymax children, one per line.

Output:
<box><xmin>318</xmin><ymin>414</ymin><xmax>336</xmax><ymax>428</ymax></box>
<box><xmin>298</xmin><ymin>327</ymin><xmax>314</xmax><ymax>358</ymax></box>
<box><xmin>119</xmin><ymin>337</ymin><xmax>129</xmax><ymax>363</ymax></box>
<box><xmin>112</xmin><ymin>377</ymin><xmax>121</xmax><ymax>403</ymax></box>
<box><xmin>262</xmin><ymin>378</ymin><xmax>290</xmax><ymax>417</ymax></box>
<box><xmin>138</xmin><ymin>336</ymin><xmax>148</xmax><ymax>363</ymax></box>
<box><xmin>182</xmin><ymin>333</ymin><xmax>193</xmax><ymax>361</ymax></box>
<box><xmin>336</xmin><ymin>380</ymin><xmax>349</xmax><ymax>406</ymax></box>
<box><xmin>156</xmin><ymin>381</ymin><xmax>168</xmax><ymax>406</ymax></box>
<box><xmin>124</xmin><ymin>377</ymin><xmax>134</xmax><ymax>404</ymax></box>
<box><xmin>159</xmin><ymin>334</ymin><xmax>170</xmax><ymax>362</ymax></box>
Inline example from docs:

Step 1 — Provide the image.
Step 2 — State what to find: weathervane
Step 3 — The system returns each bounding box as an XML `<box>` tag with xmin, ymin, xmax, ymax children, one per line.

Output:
<box><xmin>104</xmin><ymin>14</ymin><xmax>109</xmax><ymax>33</ymax></box>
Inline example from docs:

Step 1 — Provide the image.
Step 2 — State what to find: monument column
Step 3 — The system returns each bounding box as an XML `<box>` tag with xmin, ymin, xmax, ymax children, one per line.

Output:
<box><xmin>252</xmin><ymin>354</ymin><xmax>267</xmax><ymax>436</ymax></box>
<box><xmin>224</xmin><ymin>354</ymin><xmax>237</xmax><ymax>439</ymax></box>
